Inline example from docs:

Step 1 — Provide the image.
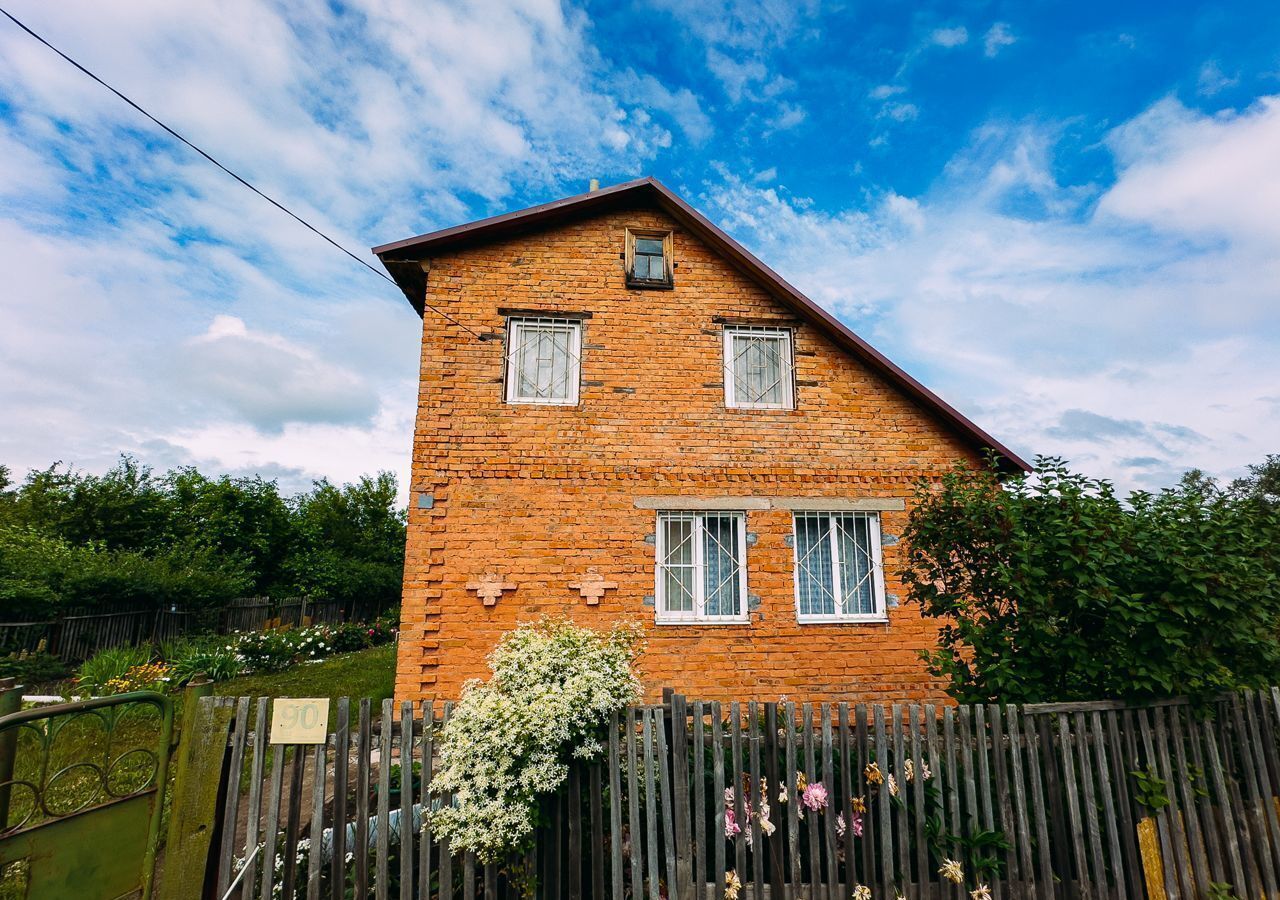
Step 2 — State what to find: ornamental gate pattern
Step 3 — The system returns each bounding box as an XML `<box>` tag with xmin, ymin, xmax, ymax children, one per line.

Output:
<box><xmin>0</xmin><ymin>689</ymin><xmax>174</xmax><ymax>899</ymax></box>
<box><xmin>209</xmin><ymin>689</ymin><xmax>1280</xmax><ymax>900</ymax></box>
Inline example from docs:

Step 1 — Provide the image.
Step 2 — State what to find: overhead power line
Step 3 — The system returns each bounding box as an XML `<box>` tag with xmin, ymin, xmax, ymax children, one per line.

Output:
<box><xmin>0</xmin><ymin>5</ymin><xmax>483</xmax><ymax>338</ymax></box>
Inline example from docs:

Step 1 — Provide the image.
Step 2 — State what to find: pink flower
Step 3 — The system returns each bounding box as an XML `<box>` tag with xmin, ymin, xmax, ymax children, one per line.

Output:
<box><xmin>852</xmin><ymin>811</ymin><xmax>864</xmax><ymax>837</ymax></box>
<box><xmin>836</xmin><ymin>812</ymin><xmax>846</xmax><ymax>837</ymax></box>
<box><xmin>801</xmin><ymin>781</ymin><xmax>829</xmax><ymax>812</ymax></box>
<box><xmin>724</xmin><ymin>808</ymin><xmax>741</xmax><ymax>839</ymax></box>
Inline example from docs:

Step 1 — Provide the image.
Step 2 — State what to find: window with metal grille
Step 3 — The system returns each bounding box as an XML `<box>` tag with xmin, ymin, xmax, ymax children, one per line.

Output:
<box><xmin>504</xmin><ymin>317</ymin><xmax>582</xmax><ymax>405</ymax></box>
<box><xmin>723</xmin><ymin>326</ymin><xmax>794</xmax><ymax>409</ymax></box>
<box><xmin>655</xmin><ymin>511</ymin><xmax>747</xmax><ymax>622</ymax></box>
<box><xmin>792</xmin><ymin>511</ymin><xmax>886</xmax><ymax>622</ymax></box>
<box><xmin>625</xmin><ymin>228</ymin><xmax>673</xmax><ymax>288</ymax></box>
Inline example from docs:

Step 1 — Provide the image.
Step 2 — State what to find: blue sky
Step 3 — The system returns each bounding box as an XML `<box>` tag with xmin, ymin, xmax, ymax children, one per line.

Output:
<box><xmin>2</xmin><ymin>0</ymin><xmax>1279</xmax><ymax>496</ymax></box>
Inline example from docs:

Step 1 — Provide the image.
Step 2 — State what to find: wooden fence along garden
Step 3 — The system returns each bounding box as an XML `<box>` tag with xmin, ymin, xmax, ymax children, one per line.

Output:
<box><xmin>0</xmin><ymin>597</ymin><xmax>350</xmax><ymax>661</ymax></box>
<box><xmin>201</xmin><ymin>689</ymin><xmax>1280</xmax><ymax>900</ymax></box>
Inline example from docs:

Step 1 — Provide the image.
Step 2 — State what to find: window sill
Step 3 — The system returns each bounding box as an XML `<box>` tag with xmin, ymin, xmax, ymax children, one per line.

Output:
<box><xmin>626</xmin><ymin>279</ymin><xmax>674</xmax><ymax>291</ymax></box>
<box><xmin>505</xmin><ymin>398</ymin><xmax>580</xmax><ymax>407</ymax></box>
<box><xmin>796</xmin><ymin>615</ymin><xmax>889</xmax><ymax>626</ymax></box>
<box><xmin>653</xmin><ymin>616</ymin><xmax>750</xmax><ymax>626</ymax></box>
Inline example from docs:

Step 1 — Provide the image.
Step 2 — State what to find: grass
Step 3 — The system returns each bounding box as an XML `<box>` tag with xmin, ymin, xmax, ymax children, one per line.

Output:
<box><xmin>213</xmin><ymin>643</ymin><xmax>396</xmax><ymax>706</ymax></box>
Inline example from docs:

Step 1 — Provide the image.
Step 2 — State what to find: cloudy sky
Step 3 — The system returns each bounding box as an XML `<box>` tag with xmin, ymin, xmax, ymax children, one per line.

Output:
<box><xmin>2</xmin><ymin>0</ymin><xmax>1278</xmax><ymax>497</ymax></box>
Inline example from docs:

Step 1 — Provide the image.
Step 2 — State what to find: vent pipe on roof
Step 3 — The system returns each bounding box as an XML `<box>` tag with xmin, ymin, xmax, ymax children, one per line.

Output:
<box><xmin>589</xmin><ymin>178</ymin><xmax>600</xmax><ymax>192</ymax></box>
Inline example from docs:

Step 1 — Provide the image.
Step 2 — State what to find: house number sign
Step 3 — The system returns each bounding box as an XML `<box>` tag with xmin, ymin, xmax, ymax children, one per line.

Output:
<box><xmin>270</xmin><ymin>698</ymin><xmax>330</xmax><ymax>744</ymax></box>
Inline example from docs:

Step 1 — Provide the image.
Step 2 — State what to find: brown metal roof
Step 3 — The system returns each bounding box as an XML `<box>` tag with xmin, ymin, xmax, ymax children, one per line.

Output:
<box><xmin>372</xmin><ymin>177</ymin><xmax>1031</xmax><ymax>473</ymax></box>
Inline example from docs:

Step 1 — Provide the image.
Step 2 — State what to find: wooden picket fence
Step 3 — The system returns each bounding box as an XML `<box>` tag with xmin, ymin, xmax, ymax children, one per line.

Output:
<box><xmin>202</xmin><ymin>689</ymin><xmax>1280</xmax><ymax>900</ymax></box>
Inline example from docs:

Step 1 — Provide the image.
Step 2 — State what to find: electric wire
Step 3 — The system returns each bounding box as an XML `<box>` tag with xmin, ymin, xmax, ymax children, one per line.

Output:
<box><xmin>0</xmin><ymin>5</ymin><xmax>483</xmax><ymax>338</ymax></box>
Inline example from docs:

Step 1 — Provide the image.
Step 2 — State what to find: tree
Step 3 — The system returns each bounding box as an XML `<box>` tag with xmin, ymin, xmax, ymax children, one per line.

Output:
<box><xmin>163</xmin><ymin>467</ymin><xmax>295</xmax><ymax>593</ymax></box>
<box><xmin>902</xmin><ymin>456</ymin><xmax>1280</xmax><ymax>704</ymax></box>
<box><xmin>285</xmin><ymin>473</ymin><xmax>406</xmax><ymax>612</ymax></box>
<box><xmin>0</xmin><ymin>457</ymin><xmax>406</xmax><ymax>617</ymax></box>
<box><xmin>1229</xmin><ymin>454</ymin><xmax>1280</xmax><ymax>508</ymax></box>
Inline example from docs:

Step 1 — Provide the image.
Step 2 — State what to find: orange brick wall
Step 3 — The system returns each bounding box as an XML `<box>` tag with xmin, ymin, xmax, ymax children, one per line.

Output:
<box><xmin>396</xmin><ymin>205</ymin><xmax>979</xmax><ymax>705</ymax></box>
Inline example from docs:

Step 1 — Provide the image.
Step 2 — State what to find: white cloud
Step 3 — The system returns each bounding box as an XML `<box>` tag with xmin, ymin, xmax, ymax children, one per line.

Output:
<box><xmin>880</xmin><ymin>102</ymin><xmax>920</xmax><ymax>123</ymax></box>
<box><xmin>652</xmin><ymin>0</ymin><xmax>815</xmax><ymax>104</ymax></box>
<box><xmin>1100</xmin><ymin>96</ymin><xmax>1280</xmax><ymax>250</ymax></box>
<box><xmin>930</xmin><ymin>27</ymin><xmax>969</xmax><ymax>48</ymax></box>
<box><xmin>983</xmin><ymin>23</ymin><xmax>1017</xmax><ymax>58</ymax></box>
<box><xmin>0</xmin><ymin>0</ymin><xmax>674</xmax><ymax>494</ymax></box>
<box><xmin>614</xmin><ymin>70</ymin><xmax>714</xmax><ymax>144</ymax></box>
<box><xmin>182</xmin><ymin>316</ymin><xmax>379</xmax><ymax>432</ymax></box>
<box><xmin>769</xmin><ymin>102</ymin><xmax>807</xmax><ymax>131</ymax></box>
<box><xmin>1197</xmin><ymin>60</ymin><xmax>1240</xmax><ymax>97</ymax></box>
<box><xmin>869</xmin><ymin>84</ymin><xmax>906</xmax><ymax>100</ymax></box>
<box><xmin>647</xmin><ymin>0</ymin><xmax>820</xmax><ymax>52</ymax></box>
<box><xmin>700</xmin><ymin>97</ymin><xmax>1280</xmax><ymax>490</ymax></box>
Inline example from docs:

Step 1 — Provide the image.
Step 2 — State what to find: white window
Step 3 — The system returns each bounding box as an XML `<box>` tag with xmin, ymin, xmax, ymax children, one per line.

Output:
<box><xmin>504</xmin><ymin>317</ymin><xmax>582</xmax><ymax>405</ymax></box>
<box><xmin>792</xmin><ymin>511</ymin><xmax>886</xmax><ymax>622</ymax></box>
<box><xmin>723</xmin><ymin>326</ymin><xmax>794</xmax><ymax>409</ymax></box>
<box><xmin>655</xmin><ymin>511</ymin><xmax>748</xmax><ymax>623</ymax></box>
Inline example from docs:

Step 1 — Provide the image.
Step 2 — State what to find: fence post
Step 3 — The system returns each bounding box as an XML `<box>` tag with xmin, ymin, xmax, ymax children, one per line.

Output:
<box><xmin>0</xmin><ymin>676</ymin><xmax>22</xmax><ymax>830</ymax></box>
<box><xmin>157</xmin><ymin>676</ymin><xmax>235</xmax><ymax>900</ymax></box>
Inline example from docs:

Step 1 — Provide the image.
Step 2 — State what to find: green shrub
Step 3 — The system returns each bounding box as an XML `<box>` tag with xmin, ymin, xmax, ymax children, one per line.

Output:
<box><xmin>904</xmin><ymin>456</ymin><xmax>1280</xmax><ymax>704</ymax></box>
<box><xmin>0</xmin><ymin>651</ymin><xmax>70</xmax><ymax>685</ymax></box>
<box><xmin>165</xmin><ymin>637</ymin><xmax>241</xmax><ymax>684</ymax></box>
<box><xmin>233</xmin><ymin>630</ymin><xmax>297</xmax><ymax>673</ymax></box>
<box><xmin>76</xmin><ymin>644</ymin><xmax>154</xmax><ymax>694</ymax></box>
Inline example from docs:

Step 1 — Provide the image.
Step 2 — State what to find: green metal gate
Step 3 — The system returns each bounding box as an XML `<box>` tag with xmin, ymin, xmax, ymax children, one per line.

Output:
<box><xmin>0</xmin><ymin>689</ymin><xmax>174</xmax><ymax>899</ymax></box>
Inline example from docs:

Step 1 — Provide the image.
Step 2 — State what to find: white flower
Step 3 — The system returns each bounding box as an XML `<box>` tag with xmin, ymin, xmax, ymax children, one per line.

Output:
<box><xmin>725</xmin><ymin>870</ymin><xmax>742</xmax><ymax>900</ymax></box>
<box><xmin>939</xmin><ymin>858</ymin><xmax>964</xmax><ymax>884</ymax></box>
<box><xmin>970</xmin><ymin>886</ymin><xmax>992</xmax><ymax>900</ymax></box>
<box><xmin>852</xmin><ymin>885</ymin><xmax>872</xmax><ymax>900</ymax></box>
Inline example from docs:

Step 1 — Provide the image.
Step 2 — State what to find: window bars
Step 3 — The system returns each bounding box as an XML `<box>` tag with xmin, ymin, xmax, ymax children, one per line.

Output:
<box><xmin>504</xmin><ymin>317</ymin><xmax>582</xmax><ymax>405</ymax></box>
<box><xmin>655</xmin><ymin>511</ymin><xmax>747</xmax><ymax>622</ymax></box>
<box><xmin>723</xmin><ymin>326</ymin><xmax>794</xmax><ymax>409</ymax></box>
<box><xmin>793</xmin><ymin>511</ymin><xmax>885</xmax><ymax>621</ymax></box>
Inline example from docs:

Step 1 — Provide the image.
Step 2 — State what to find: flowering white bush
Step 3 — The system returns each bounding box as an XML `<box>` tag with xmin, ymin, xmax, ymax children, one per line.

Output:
<box><xmin>429</xmin><ymin>618</ymin><xmax>643</xmax><ymax>862</ymax></box>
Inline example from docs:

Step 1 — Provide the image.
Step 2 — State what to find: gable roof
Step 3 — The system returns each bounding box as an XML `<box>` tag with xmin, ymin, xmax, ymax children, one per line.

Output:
<box><xmin>372</xmin><ymin>177</ymin><xmax>1031</xmax><ymax>473</ymax></box>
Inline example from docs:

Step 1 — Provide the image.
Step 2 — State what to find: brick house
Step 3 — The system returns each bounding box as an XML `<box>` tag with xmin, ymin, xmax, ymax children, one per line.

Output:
<box><xmin>373</xmin><ymin>177</ymin><xmax>1028</xmax><ymax>704</ymax></box>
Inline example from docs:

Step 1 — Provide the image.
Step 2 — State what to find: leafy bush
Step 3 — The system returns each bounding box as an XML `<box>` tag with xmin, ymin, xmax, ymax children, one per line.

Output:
<box><xmin>0</xmin><ymin>456</ymin><xmax>405</xmax><ymax>617</ymax></box>
<box><xmin>165</xmin><ymin>638</ymin><xmax>242</xmax><ymax>684</ymax></box>
<box><xmin>0</xmin><ymin>651</ymin><xmax>70</xmax><ymax>685</ymax></box>
<box><xmin>327</xmin><ymin>622</ymin><xmax>372</xmax><ymax>654</ymax></box>
<box><xmin>903</xmin><ymin>456</ymin><xmax>1280</xmax><ymax>704</ymax></box>
<box><xmin>325</xmin><ymin>615</ymin><xmax>397</xmax><ymax>654</ymax></box>
<box><xmin>429</xmin><ymin>618</ymin><xmax>643</xmax><ymax>862</ymax></box>
<box><xmin>233</xmin><ymin>630</ymin><xmax>298</xmax><ymax>674</ymax></box>
<box><xmin>76</xmin><ymin>644</ymin><xmax>154</xmax><ymax>695</ymax></box>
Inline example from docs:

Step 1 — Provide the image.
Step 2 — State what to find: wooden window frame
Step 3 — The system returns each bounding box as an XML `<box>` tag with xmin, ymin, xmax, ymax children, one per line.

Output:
<box><xmin>654</xmin><ymin>510</ymin><xmax>749</xmax><ymax>624</ymax></box>
<box><xmin>625</xmin><ymin>227</ymin><xmax>674</xmax><ymax>289</ymax></box>
<box><xmin>791</xmin><ymin>511</ymin><xmax>887</xmax><ymax>624</ymax></box>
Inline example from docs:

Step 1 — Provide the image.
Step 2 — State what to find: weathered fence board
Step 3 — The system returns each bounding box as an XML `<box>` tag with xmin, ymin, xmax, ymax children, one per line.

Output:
<box><xmin>204</xmin><ymin>689</ymin><xmax>1280</xmax><ymax>900</ymax></box>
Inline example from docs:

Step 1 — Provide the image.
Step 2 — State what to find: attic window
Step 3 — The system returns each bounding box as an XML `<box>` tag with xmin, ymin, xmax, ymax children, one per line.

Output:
<box><xmin>625</xmin><ymin>228</ymin><xmax>673</xmax><ymax>288</ymax></box>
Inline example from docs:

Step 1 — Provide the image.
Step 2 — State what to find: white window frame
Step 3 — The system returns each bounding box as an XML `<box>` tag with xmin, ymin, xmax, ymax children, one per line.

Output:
<box><xmin>791</xmin><ymin>511</ymin><xmax>887</xmax><ymax>624</ymax></box>
<box><xmin>654</xmin><ymin>511</ymin><xmax>749</xmax><ymax>624</ymax></box>
<box><xmin>503</xmin><ymin>317</ymin><xmax>582</xmax><ymax>406</ymax></box>
<box><xmin>723</xmin><ymin>326</ymin><xmax>795</xmax><ymax>410</ymax></box>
